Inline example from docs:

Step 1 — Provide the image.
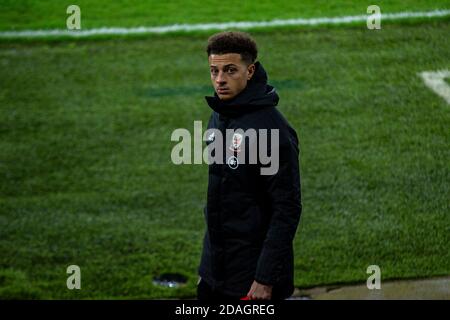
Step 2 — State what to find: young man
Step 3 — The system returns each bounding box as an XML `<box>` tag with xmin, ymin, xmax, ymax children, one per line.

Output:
<box><xmin>197</xmin><ymin>31</ymin><xmax>302</xmax><ymax>301</ymax></box>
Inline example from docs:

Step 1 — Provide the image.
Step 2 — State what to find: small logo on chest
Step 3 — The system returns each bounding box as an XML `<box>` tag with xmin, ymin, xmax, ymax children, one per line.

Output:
<box><xmin>229</xmin><ymin>133</ymin><xmax>243</xmax><ymax>153</ymax></box>
<box><xmin>207</xmin><ymin>132</ymin><xmax>215</xmax><ymax>142</ymax></box>
<box><xmin>227</xmin><ymin>156</ymin><xmax>239</xmax><ymax>169</ymax></box>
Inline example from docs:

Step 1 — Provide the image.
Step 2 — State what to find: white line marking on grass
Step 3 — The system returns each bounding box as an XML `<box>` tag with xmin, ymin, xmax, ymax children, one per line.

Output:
<box><xmin>0</xmin><ymin>9</ymin><xmax>449</xmax><ymax>39</ymax></box>
<box><xmin>419</xmin><ymin>70</ymin><xmax>450</xmax><ymax>104</ymax></box>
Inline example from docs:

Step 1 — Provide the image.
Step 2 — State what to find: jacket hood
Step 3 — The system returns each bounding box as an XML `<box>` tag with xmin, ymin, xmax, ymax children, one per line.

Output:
<box><xmin>205</xmin><ymin>61</ymin><xmax>279</xmax><ymax>117</ymax></box>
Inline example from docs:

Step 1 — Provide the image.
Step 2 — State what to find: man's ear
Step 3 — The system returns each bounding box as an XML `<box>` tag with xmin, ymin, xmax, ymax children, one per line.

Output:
<box><xmin>247</xmin><ymin>63</ymin><xmax>256</xmax><ymax>81</ymax></box>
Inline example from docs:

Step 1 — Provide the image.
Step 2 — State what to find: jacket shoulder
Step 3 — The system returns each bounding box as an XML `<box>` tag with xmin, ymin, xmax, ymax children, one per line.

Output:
<box><xmin>251</xmin><ymin>107</ymin><xmax>298</xmax><ymax>144</ymax></box>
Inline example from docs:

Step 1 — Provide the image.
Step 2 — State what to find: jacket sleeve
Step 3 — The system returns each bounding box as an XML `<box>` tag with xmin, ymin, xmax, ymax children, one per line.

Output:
<box><xmin>254</xmin><ymin>127</ymin><xmax>302</xmax><ymax>286</ymax></box>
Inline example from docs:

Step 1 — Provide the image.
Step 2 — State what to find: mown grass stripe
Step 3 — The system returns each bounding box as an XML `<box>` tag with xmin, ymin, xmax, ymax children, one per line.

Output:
<box><xmin>0</xmin><ymin>9</ymin><xmax>449</xmax><ymax>39</ymax></box>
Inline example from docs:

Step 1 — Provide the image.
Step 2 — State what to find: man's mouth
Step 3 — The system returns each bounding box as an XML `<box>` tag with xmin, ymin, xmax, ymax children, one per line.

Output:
<box><xmin>217</xmin><ymin>88</ymin><xmax>230</xmax><ymax>94</ymax></box>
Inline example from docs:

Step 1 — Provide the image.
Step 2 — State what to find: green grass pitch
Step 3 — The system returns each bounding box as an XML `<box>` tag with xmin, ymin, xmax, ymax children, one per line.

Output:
<box><xmin>0</xmin><ymin>1</ymin><xmax>449</xmax><ymax>299</ymax></box>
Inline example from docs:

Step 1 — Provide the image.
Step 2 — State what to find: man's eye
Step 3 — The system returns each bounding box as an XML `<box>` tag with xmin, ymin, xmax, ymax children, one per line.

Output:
<box><xmin>227</xmin><ymin>69</ymin><xmax>236</xmax><ymax>74</ymax></box>
<box><xmin>211</xmin><ymin>69</ymin><xmax>218</xmax><ymax>75</ymax></box>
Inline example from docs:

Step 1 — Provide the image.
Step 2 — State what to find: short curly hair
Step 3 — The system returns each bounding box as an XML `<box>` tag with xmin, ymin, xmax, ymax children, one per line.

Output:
<box><xmin>206</xmin><ymin>31</ymin><xmax>258</xmax><ymax>65</ymax></box>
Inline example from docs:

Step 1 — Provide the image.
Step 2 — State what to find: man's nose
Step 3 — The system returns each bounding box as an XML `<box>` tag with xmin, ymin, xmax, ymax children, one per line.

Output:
<box><xmin>215</xmin><ymin>71</ymin><xmax>226</xmax><ymax>85</ymax></box>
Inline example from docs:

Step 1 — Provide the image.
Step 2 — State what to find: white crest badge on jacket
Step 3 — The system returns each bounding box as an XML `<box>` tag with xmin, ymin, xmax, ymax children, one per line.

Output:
<box><xmin>229</xmin><ymin>133</ymin><xmax>243</xmax><ymax>153</ymax></box>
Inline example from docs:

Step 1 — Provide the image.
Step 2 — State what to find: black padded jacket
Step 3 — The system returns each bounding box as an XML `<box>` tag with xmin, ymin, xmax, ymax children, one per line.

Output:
<box><xmin>198</xmin><ymin>61</ymin><xmax>302</xmax><ymax>299</ymax></box>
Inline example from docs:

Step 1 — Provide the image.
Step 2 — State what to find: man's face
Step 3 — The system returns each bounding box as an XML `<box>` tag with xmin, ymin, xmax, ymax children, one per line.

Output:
<box><xmin>208</xmin><ymin>53</ymin><xmax>255</xmax><ymax>101</ymax></box>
